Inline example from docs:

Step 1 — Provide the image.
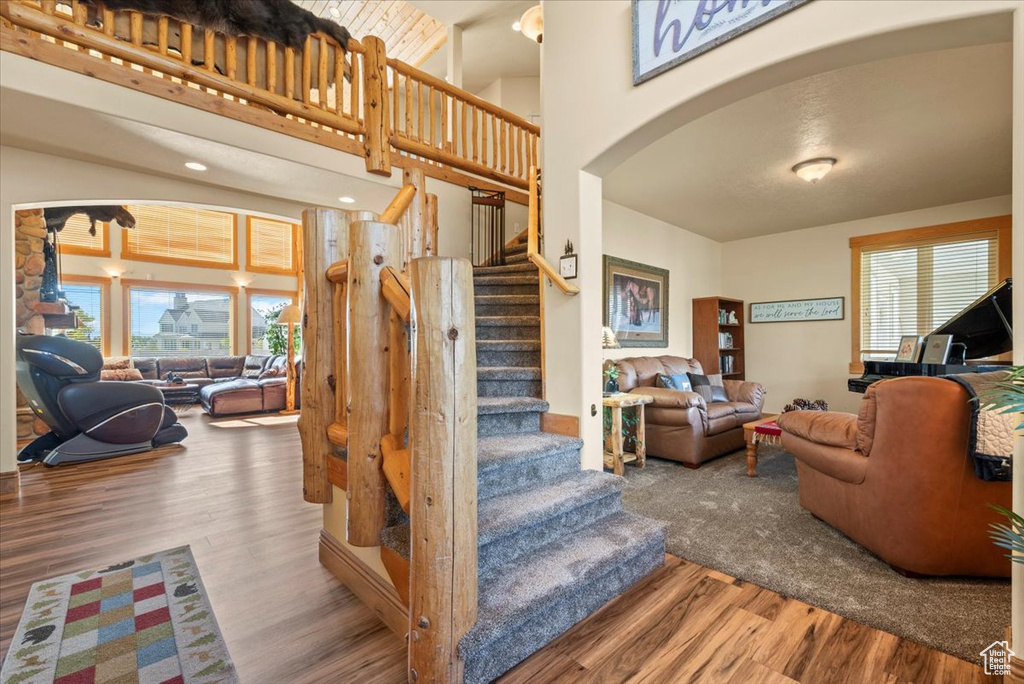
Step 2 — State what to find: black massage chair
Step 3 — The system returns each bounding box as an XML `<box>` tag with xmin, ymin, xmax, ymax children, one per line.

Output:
<box><xmin>16</xmin><ymin>334</ymin><xmax>187</xmax><ymax>466</ymax></box>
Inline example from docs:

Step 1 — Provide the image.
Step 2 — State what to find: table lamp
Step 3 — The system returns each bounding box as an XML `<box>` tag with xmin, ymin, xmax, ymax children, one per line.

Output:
<box><xmin>275</xmin><ymin>304</ymin><xmax>301</xmax><ymax>414</ymax></box>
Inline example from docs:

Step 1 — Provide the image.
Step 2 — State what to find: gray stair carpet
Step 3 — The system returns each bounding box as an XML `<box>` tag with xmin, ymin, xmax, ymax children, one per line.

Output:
<box><xmin>382</xmin><ymin>258</ymin><xmax>665</xmax><ymax>684</ymax></box>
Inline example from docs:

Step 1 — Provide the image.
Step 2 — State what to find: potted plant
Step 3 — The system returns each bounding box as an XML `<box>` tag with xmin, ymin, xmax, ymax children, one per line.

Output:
<box><xmin>981</xmin><ymin>366</ymin><xmax>1024</xmax><ymax>565</ymax></box>
<box><xmin>603</xmin><ymin>362</ymin><xmax>619</xmax><ymax>396</ymax></box>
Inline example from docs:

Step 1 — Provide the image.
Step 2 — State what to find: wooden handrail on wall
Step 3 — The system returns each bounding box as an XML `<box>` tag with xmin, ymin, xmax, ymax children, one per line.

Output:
<box><xmin>528</xmin><ymin>167</ymin><xmax>579</xmax><ymax>296</ymax></box>
<box><xmin>1</xmin><ymin>1</ymin><xmax>539</xmax><ymax>197</ymax></box>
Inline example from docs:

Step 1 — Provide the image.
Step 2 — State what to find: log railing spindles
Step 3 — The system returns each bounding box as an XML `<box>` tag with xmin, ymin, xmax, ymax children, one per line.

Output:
<box><xmin>408</xmin><ymin>256</ymin><xmax>478</xmax><ymax>684</ymax></box>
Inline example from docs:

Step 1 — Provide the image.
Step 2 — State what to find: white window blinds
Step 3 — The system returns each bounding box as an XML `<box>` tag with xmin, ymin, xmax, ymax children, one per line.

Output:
<box><xmin>859</xmin><ymin>234</ymin><xmax>998</xmax><ymax>357</ymax></box>
<box><xmin>123</xmin><ymin>205</ymin><xmax>236</xmax><ymax>267</ymax></box>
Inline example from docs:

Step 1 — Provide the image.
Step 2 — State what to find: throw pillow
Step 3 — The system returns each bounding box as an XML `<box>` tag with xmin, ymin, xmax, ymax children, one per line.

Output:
<box><xmin>258</xmin><ymin>368</ymin><xmax>283</xmax><ymax>380</ymax></box>
<box><xmin>688</xmin><ymin>372</ymin><xmax>728</xmax><ymax>403</ymax></box>
<box><xmin>100</xmin><ymin>368</ymin><xmax>144</xmax><ymax>381</ymax></box>
<box><xmin>657</xmin><ymin>373</ymin><xmax>693</xmax><ymax>392</ymax></box>
<box><xmin>102</xmin><ymin>356</ymin><xmax>131</xmax><ymax>371</ymax></box>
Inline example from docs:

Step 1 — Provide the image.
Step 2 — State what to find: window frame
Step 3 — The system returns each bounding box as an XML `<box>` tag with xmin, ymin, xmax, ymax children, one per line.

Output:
<box><xmin>120</xmin><ymin>207</ymin><xmax>238</xmax><ymax>271</ymax></box>
<box><xmin>122</xmin><ymin>279</ymin><xmax>239</xmax><ymax>357</ymax></box>
<box><xmin>246</xmin><ymin>288</ymin><xmax>299</xmax><ymax>355</ymax></box>
<box><xmin>58</xmin><ymin>220</ymin><xmax>111</xmax><ymax>258</ymax></box>
<box><xmin>245</xmin><ymin>216</ymin><xmax>300</xmax><ymax>276</ymax></box>
<box><xmin>58</xmin><ymin>275</ymin><xmax>112</xmax><ymax>356</ymax></box>
<box><xmin>849</xmin><ymin>215</ymin><xmax>1011</xmax><ymax>374</ymax></box>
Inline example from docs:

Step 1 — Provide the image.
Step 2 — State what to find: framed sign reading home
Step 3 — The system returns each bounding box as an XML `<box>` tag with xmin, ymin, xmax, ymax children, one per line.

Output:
<box><xmin>603</xmin><ymin>256</ymin><xmax>670</xmax><ymax>347</ymax></box>
<box><xmin>633</xmin><ymin>0</ymin><xmax>813</xmax><ymax>85</ymax></box>
<box><xmin>750</xmin><ymin>297</ymin><xmax>844</xmax><ymax>323</ymax></box>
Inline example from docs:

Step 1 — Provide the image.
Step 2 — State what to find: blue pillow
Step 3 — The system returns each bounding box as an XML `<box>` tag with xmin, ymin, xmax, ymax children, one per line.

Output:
<box><xmin>657</xmin><ymin>373</ymin><xmax>693</xmax><ymax>392</ymax></box>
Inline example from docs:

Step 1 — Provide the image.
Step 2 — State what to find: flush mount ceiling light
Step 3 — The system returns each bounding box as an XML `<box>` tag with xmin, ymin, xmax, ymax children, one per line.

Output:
<box><xmin>329</xmin><ymin>4</ymin><xmax>341</xmax><ymax>18</ymax></box>
<box><xmin>512</xmin><ymin>20</ymin><xmax>521</xmax><ymax>32</ymax></box>
<box><xmin>339</xmin><ymin>196</ymin><xmax>356</xmax><ymax>204</ymax></box>
<box><xmin>792</xmin><ymin>157</ymin><xmax>836</xmax><ymax>183</ymax></box>
<box><xmin>184</xmin><ymin>161</ymin><xmax>207</xmax><ymax>171</ymax></box>
<box><xmin>518</xmin><ymin>5</ymin><xmax>543</xmax><ymax>43</ymax></box>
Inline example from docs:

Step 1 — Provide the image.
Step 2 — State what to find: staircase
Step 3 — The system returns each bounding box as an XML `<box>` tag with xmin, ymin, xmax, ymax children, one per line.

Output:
<box><xmin>381</xmin><ymin>233</ymin><xmax>666</xmax><ymax>683</ymax></box>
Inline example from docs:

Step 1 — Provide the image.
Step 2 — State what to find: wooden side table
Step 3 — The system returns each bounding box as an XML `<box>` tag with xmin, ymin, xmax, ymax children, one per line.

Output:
<box><xmin>603</xmin><ymin>393</ymin><xmax>654</xmax><ymax>476</ymax></box>
<box><xmin>742</xmin><ymin>414</ymin><xmax>779</xmax><ymax>477</ymax></box>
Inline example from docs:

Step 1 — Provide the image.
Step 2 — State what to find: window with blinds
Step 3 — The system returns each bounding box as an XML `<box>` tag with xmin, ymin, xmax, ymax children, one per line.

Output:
<box><xmin>122</xmin><ymin>205</ymin><xmax>236</xmax><ymax>268</ymax></box>
<box><xmin>128</xmin><ymin>287</ymin><xmax>233</xmax><ymax>357</ymax></box>
<box><xmin>56</xmin><ymin>213</ymin><xmax>109</xmax><ymax>256</ymax></box>
<box><xmin>52</xmin><ymin>282</ymin><xmax>105</xmax><ymax>353</ymax></box>
<box><xmin>851</xmin><ymin>218</ymin><xmax>1010</xmax><ymax>369</ymax></box>
<box><xmin>247</xmin><ymin>217</ymin><xmax>297</xmax><ymax>274</ymax></box>
<box><xmin>250</xmin><ymin>293</ymin><xmax>294</xmax><ymax>354</ymax></box>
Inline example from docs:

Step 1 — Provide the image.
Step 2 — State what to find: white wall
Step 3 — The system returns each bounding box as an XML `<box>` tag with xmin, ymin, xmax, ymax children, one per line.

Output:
<box><xmin>474</xmin><ymin>76</ymin><xmax>540</xmax><ymax>124</ymax></box>
<box><xmin>722</xmin><ymin>195</ymin><xmax>1012</xmax><ymax>414</ymax></box>
<box><xmin>602</xmin><ymin>200</ymin><xmax>721</xmax><ymax>361</ymax></box>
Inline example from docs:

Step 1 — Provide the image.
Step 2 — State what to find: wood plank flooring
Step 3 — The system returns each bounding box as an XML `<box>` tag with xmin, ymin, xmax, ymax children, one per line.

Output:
<box><xmin>1</xmin><ymin>411</ymin><xmax>995</xmax><ymax>683</ymax></box>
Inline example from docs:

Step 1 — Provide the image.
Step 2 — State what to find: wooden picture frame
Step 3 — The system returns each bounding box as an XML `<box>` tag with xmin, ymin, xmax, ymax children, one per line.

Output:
<box><xmin>603</xmin><ymin>255</ymin><xmax>669</xmax><ymax>348</ymax></box>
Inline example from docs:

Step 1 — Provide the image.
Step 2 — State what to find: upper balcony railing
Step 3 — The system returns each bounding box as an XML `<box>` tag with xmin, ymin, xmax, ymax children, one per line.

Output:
<box><xmin>0</xmin><ymin>0</ymin><xmax>538</xmax><ymax>191</ymax></box>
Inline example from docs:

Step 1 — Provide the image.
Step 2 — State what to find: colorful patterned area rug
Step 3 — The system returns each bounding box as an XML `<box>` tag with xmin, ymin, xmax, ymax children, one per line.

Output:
<box><xmin>1</xmin><ymin>546</ymin><xmax>237</xmax><ymax>684</ymax></box>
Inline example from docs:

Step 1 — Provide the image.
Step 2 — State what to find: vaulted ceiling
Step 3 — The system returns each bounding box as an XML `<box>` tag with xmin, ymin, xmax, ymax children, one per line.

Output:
<box><xmin>299</xmin><ymin>0</ymin><xmax>447</xmax><ymax>67</ymax></box>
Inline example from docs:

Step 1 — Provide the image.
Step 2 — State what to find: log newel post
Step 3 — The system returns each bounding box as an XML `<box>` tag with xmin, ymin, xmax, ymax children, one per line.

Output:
<box><xmin>298</xmin><ymin>208</ymin><xmax>350</xmax><ymax>504</ymax></box>
<box><xmin>346</xmin><ymin>220</ymin><xmax>399</xmax><ymax>546</ymax></box>
<box><xmin>408</xmin><ymin>257</ymin><xmax>478</xmax><ymax>683</ymax></box>
<box><xmin>362</xmin><ymin>35</ymin><xmax>391</xmax><ymax>176</ymax></box>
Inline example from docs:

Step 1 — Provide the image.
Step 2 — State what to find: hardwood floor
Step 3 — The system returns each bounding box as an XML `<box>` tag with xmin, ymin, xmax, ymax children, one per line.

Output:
<box><xmin>1</xmin><ymin>411</ymin><xmax>995</xmax><ymax>683</ymax></box>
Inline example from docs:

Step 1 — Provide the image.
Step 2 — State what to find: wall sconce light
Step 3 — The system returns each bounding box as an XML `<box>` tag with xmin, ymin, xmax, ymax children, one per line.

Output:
<box><xmin>233</xmin><ymin>275</ymin><xmax>252</xmax><ymax>289</ymax></box>
<box><xmin>103</xmin><ymin>266</ymin><xmax>125</xmax><ymax>279</ymax></box>
<box><xmin>518</xmin><ymin>5</ymin><xmax>543</xmax><ymax>43</ymax></box>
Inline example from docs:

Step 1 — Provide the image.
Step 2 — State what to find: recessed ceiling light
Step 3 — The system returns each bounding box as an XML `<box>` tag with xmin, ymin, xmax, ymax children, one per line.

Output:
<box><xmin>329</xmin><ymin>4</ymin><xmax>341</xmax><ymax>18</ymax></box>
<box><xmin>185</xmin><ymin>161</ymin><xmax>207</xmax><ymax>171</ymax></box>
<box><xmin>339</xmin><ymin>196</ymin><xmax>356</xmax><ymax>204</ymax></box>
<box><xmin>512</xmin><ymin>21</ymin><xmax>521</xmax><ymax>31</ymax></box>
<box><xmin>792</xmin><ymin>157</ymin><xmax>836</xmax><ymax>183</ymax></box>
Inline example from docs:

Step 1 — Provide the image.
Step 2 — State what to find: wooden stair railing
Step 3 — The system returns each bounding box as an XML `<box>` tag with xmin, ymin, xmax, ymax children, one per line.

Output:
<box><xmin>2</xmin><ymin>1</ymin><xmax>539</xmax><ymax>195</ymax></box>
<box><xmin>527</xmin><ymin>166</ymin><xmax>579</xmax><ymax>296</ymax></box>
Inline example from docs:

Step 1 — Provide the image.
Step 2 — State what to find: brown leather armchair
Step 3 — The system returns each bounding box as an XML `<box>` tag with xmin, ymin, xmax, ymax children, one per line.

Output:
<box><xmin>613</xmin><ymin>356</ymin><xmax>765</xmax><ymax>467</ymax></box>
<box><xmin>778</xmin><ymin>376</ymin><xmax>1012</xmax><ymax>577</ymax></box>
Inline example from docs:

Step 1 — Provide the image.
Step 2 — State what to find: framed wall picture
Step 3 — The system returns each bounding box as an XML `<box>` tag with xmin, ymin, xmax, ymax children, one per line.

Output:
<box><xmin>603</xmin><ymin>255</ymin><xmax>669</xmax><ymax>347</ymax></box>
<box><xmin>895</xmin><ymin>335</ymin><xmax>923</xmax><ymax>363</ymax></box>
<box><xmin>920</xmin><ymin>334</ymin><xmax>953</xmax><ymax>364</ymax></box>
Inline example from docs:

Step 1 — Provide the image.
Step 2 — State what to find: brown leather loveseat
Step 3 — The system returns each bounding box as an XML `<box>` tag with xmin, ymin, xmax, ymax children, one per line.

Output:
<box><xmin>613</xmin><ymin>356</ymin><xmax>766</xmax><ymax>467</ymax></box>
<box><xmin>778</xmin><ymin>376</ymin><xmax>1012</xmax><ymax>577</ymax></box>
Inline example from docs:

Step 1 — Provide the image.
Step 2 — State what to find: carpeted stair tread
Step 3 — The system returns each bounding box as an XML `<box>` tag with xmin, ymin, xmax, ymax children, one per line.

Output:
<box><xmin>473</xmin><ymin>263</ymin><xmax>538</xmax><ymax>276</ymax></box>
<box><xmin>478</xmin><ymin>366</ymin><xmax>542</xmax><ymax>381</ymax></box>
<box><xmin>478</xmin><ymin>470</ymin><xmax>622</xmax><ymax>545</ymax></box>
<box><xmin>380</xmin><ymin>524</ymin><xmax>411</xmax><ymax>561</ymax></box>
<box><xmin>475</xmin><ymin>316</ymin><xmax>540</xmax><ymax>328</ymax></box>
<box><xmin>473</xmin><ymin>274</ymin><xmax>539</xmax><ymax>286</ymax></box>
<box><xmin>478</xmin><ymin>432</ymin><xmax>583</xmax><ymax>467</ymax></box>
<box><xmin>506</xmin><ymin>251</ymin><xmax>531</xmax><ymax>264</ymax></box>
<box><xmin>460</xmin><ymin>511</ymin><xmax>666</xmax><ymax>682</ymax></box>
<box><xmin>475</xmin><ymin>294</ymin><xmax>540</xmax><ymax>306</ymax></box>
<box><xmin>477</xmin><ymin>397</ymin><xmax>549</xmax><ymax>415</ymax></box>
<box><xmin>477</xmin><ymin>340</ymin><xmax>541</xmax><ymax>352</ymax></box>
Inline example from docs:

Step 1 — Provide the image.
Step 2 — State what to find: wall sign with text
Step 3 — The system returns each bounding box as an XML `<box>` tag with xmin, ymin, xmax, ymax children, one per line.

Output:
<box><xmin>749</xmin><ymin>297</ymin><xmax>844</xmax><ymax>323</ymax></box>
<box><xmin>633</xmin><ymin>0</ymin><xmax>813</xmax><ymax>85</ymax></box>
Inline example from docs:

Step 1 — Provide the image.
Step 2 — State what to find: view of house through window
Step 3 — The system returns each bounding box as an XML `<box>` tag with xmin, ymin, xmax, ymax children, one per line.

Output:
<box><xmin>50</xmin><ymin>282</ymin><xmax>104</xmax><ymax>352</ymax></box>
<box><xmin>856</xmin><ymin>233</ymin><xmax>1000</xmax><ymax>361</ymax></box>
<box><xmin>250</xmin><ymin>293</ymin><xmax>294</xmax><ymax>355</ymax></box>
<box><xmin>129</xmin><ymin>287</ymin><xmax>233</xmax><ymax>357</ymax></box>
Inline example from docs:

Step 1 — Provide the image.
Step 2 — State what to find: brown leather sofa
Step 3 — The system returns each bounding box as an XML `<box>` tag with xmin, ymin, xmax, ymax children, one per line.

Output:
<box><xmin>778</xmin><ymin>376</ymin><xmax>1012</xmax><ymax>577</ymax></box>
<box><xmin>613</xmin><ymin>356</ymin><xmax>766</xmax><ymax>467</ymax></box>
<box><xmin>102</xmin><ymin>354</ymin><xmax>297</xmax><ymax>416</ymax></box>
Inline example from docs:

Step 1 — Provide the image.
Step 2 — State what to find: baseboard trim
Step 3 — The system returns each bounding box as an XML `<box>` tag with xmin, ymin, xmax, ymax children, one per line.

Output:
<box><xmin>0</xmin><ymin>469</ymin><xmax>21</xmax><ymax>495</ymax></box>
<box><xmin>1006</xmin><ymin>627</ymin><xmax>1024</xmax><ymax>684</ymax></box>
<box><xmin>318</xmin><ymin>529</ymin><xmax>408</xmax><ymax>637</ymax></box>
<box><xmin>541</xmin><ymin>412</ymin><xmax>580</xmax><ymax>438</ymax></box>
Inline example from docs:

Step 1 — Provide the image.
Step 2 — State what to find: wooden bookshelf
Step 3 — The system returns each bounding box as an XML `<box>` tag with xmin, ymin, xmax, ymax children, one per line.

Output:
<box><xmin>692</xmin><ymin>296</ymin><xmax>745</xmax><ymax>381</ymax></box>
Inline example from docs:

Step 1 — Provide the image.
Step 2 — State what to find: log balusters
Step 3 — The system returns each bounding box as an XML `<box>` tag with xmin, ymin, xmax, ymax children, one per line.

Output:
<box><xmin>408</xmin><ymin>257</ymin><xmax>478</xmax><ymax>683</ymax></box>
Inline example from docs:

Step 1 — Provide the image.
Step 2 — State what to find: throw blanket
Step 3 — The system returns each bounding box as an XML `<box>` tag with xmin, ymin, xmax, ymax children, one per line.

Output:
<box><xmin>945</xmin><ymin>371</ymin><xmax>1015</xmax><ymax>481</ymax></box>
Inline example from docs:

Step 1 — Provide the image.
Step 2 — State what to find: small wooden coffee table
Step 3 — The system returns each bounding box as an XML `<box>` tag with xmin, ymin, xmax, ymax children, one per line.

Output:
<box><xmin>603</xmin><ymin>393</ymin><xmax>654</xmax><ymax>476</ymax></box>
<box><xmin>743</xmin><ymin>414</ymin><xmax>779</xmax><ymax>477</ymax></box>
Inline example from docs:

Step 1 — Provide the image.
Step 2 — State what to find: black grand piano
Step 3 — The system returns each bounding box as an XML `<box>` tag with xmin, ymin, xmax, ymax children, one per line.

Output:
<box><xmin>849</xmin><ymin>278</ymin><xmax>1013</xmax><ymax>393</ymax></box>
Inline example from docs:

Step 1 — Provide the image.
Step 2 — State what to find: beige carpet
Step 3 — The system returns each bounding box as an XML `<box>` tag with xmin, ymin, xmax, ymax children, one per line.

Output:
<box><xmin>620</xmin><ymin>445</ymin><xmax>1011</xmax><ymax>664</ymax></box>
